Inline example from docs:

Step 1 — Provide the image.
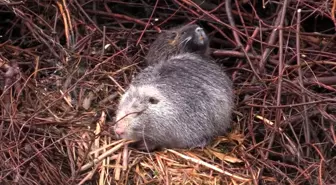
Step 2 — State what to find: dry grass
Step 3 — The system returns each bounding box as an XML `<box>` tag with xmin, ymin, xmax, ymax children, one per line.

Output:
<box><xmin>0</xmin><ymin>0</ymin><xmax>335</xmax><ymax>184</ymax></box>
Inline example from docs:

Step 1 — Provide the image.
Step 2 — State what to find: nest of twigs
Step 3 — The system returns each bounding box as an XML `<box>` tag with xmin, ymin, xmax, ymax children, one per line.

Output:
<box><xmin>0</xmin><ymin>0</ymin><xmax>335</xmax><ymax>184</ymax></box>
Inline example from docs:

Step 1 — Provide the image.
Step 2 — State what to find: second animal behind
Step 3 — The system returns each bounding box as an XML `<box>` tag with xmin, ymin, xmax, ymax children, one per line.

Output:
<box><xmin>145</xmin><ymin>24</ymin><xmax>210</xmax><ymax>66</ymax></box>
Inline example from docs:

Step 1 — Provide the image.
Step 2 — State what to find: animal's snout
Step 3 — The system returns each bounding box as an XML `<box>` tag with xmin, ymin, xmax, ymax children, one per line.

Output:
<box><xmin>115</xmin><ymin>126</ymin><xmax>125</xmax><ymax>135</ymax></box>
<box><xmin>114</xmin><ymin>119</ymin><xmax>127</xmax><ymax>137</ymax></box>
<box><xmin>195</xmin><ymin>27</ymin><xmax>205</xmax><ymax>41</ymax></box>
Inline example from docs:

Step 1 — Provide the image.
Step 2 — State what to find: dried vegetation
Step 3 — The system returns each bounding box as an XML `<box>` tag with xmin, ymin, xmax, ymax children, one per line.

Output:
<box><xmin>0</xmin><ymin>0</ymin><xmax>335</xmax><ymax>184</ymax></box>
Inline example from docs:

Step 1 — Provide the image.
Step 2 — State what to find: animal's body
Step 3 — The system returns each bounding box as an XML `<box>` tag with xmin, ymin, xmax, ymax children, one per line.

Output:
<box><xmin>114</xmin><ymin>53</ymin><xmax>233</xmax><ymax>151</ymax></box>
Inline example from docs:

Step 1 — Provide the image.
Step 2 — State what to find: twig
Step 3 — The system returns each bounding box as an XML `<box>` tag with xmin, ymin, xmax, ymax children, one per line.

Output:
<box><xmin>167</xmin><ymin>149</ymin><xmax>251</xmax><ymax>182</ymax></box>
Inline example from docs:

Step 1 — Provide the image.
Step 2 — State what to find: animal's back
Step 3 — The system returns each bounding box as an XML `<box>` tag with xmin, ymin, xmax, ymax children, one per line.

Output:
<box><xmin>135</xmin><ymin>53</ymin><xmax>231</xmax><ymax>96</ymax></box>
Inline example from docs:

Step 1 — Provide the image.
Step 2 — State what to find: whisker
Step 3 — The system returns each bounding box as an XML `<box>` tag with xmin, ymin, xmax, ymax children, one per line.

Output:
<box><xmin>141</xmin><ymin>124</ymin><xmax>153</xmax><ymax>154</ymax></box>
<box><xmin>179</xmin><ymin>36</ymin><xmax>192</xmax><ymax>49</ymax></box>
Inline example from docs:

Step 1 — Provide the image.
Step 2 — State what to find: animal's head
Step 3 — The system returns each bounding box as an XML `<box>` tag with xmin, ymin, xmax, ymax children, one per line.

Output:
<box><xmin>114</xmin><ymin>85</ymin><xmax>166</xmax><ymax>141</ymax></box>
<box><xmin>172</xmin><ymin>24</ymin><xmax>209</xmax><ymax>54</ymax></box>
<box><xmin>146</xmin><ymin>24</ymin><xmax>209</xmax><ymax>63</ymax></box>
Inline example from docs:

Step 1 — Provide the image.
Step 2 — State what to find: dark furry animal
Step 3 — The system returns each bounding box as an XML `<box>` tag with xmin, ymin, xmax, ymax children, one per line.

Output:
<box><xmin>145</xmin><ymin>24</ymin><xmax>210</xmax><ymax>65</ymax></box>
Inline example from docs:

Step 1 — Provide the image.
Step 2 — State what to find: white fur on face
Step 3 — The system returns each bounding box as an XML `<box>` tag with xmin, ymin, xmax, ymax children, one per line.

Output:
<box><xmin>118</xmin><ymin>91</ymin><xmax>129</xmax><ymax>106</ymax></box>
<box><xmin>115</xmin><ymin>85</ymin><xmax>163</xmax><ymax>121</ymax></box>
<box><xmin>195</xmin><ymin>27</ymin><xmax>203</xmax><ymax>33</ymax></box>
<box><xmin>136</xmin><ymin>85</ymin><xmax>162</xmax><ymax>99</ymax></box>
<box><xmin>115</xmin><ymin>86</ymin><xmax>134</xmax><ymax>122</ymax></box>
<box><xmin>115</xmin><ymin>84</ymin><xmax>172</xmax><ymax>140</ymax></box>
<box><xmin>195</xmin><ymin>27</ymin><xmax>205</xmax><ymax>45</ymax></box>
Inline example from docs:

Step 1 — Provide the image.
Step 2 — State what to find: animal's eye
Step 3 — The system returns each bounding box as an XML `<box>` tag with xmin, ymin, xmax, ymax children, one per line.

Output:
<box><xmin>148</xmin><ymin>97</ymin><xmax>159</xmax><ymax>104</ymax></box>
<box><xmin>181</xmin><ymin>31</ymin><xmax>186</xmax><ymax>35</ymax></box>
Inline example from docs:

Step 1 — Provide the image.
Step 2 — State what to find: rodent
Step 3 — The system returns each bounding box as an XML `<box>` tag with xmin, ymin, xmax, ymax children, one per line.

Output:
<box><xmin>114</xmin><ymin>53</ymin><xmax>233</xmax><ymax>151</ymax></box>
<box><xmin>145</xmin><ymin>24</ymin><xmax>210</xmax><ymax>66</ymax></box>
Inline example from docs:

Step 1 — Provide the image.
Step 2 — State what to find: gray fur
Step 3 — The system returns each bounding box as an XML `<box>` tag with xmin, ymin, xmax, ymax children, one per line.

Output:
<box><xmin>114</xmin><ymin>53</ymin><xmax>233</xmax><ymax>151</ymax></box>
<box><xmin>145</xmin><ymin>24</ymin><xmax>210</xmax><ymax>66</ymax></box>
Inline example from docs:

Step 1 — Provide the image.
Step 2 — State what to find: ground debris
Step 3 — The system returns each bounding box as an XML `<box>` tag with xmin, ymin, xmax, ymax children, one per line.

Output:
<box><xmin>0</xmin><ymin>0</ymin><xmax>335</xmax><ymax>184</ymax></box>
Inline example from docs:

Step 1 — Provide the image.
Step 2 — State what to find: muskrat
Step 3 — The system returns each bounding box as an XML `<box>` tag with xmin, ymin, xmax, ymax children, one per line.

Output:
<box><xmin>145</xmin><ymin>24</ymin><xmax>210</xmax><ymax>66</ymax></box>
<box><xmin>114</xmin><ymin>53</ymin><xmax>233</xmax><ymax>151</ymax></box>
